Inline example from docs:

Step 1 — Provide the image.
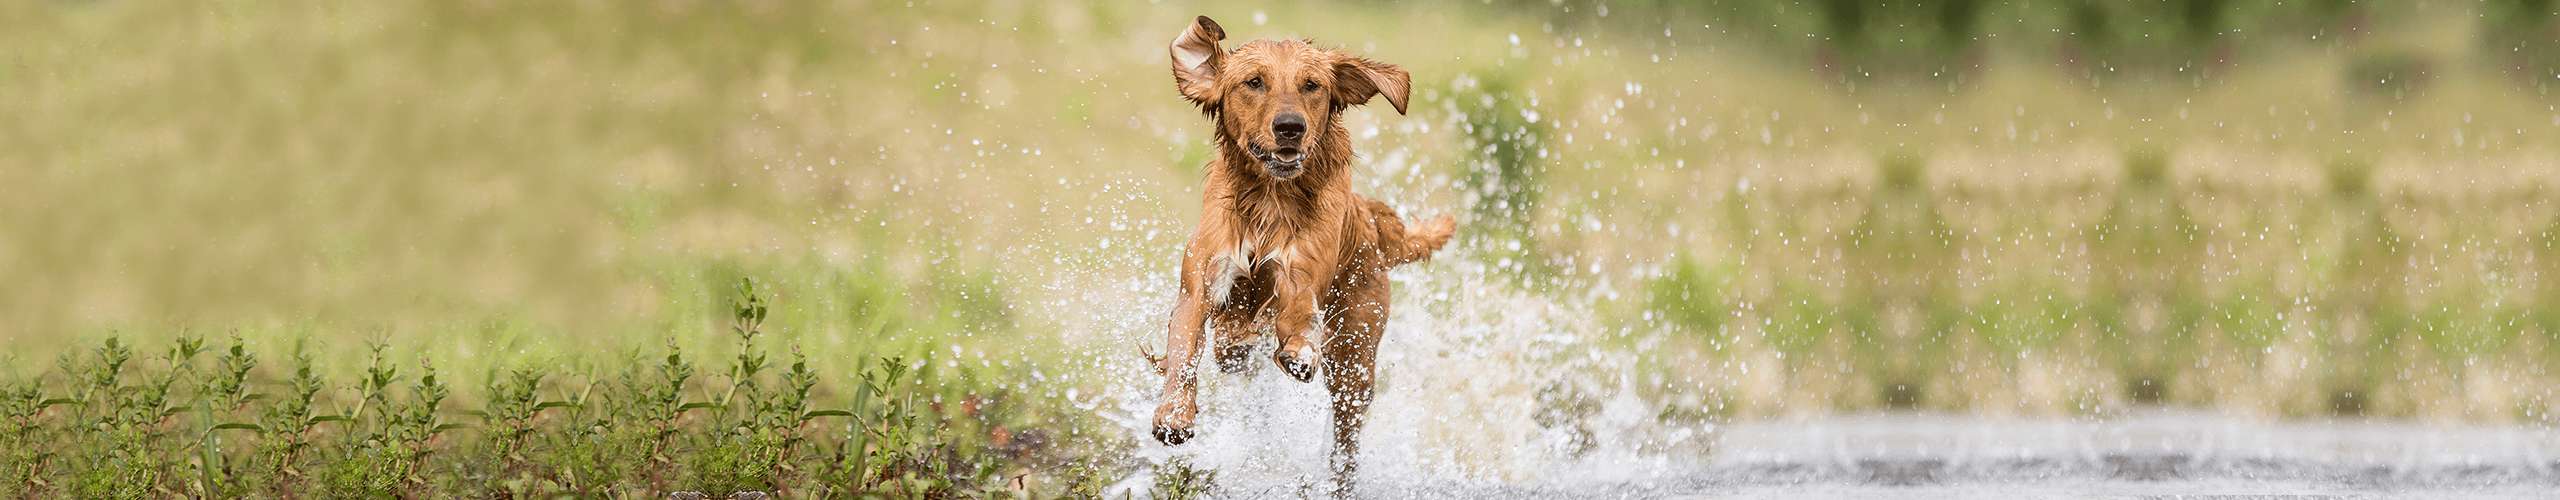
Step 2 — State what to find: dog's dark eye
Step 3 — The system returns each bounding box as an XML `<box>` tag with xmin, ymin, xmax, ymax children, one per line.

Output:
<box><xmin>1244</xmin><ymin>77</ymin><xmax>1264</xmax><ymax>90</ymax></box>
<box><xmin>1301</xmin><ymin>79</ymin><xmax>1320</xmax><ymax>92</ymax></box>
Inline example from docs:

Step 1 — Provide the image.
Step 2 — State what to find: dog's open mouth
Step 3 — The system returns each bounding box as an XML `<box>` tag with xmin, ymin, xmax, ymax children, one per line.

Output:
<box><xmin>1249</xmin><ymin>144</ymin><xmax>1305</xmax><ymax>178</ymax></box>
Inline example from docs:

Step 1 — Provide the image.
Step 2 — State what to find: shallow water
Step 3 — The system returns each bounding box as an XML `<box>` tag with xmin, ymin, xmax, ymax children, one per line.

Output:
<box><xmin>1118</xmin><ymin>406</ymin><xmax>2560</xmax><ymax>498</ymax></box>
<box><xmin>1657</xmin><ymin>412</ymin><xmax>2560</xmax><ymax>499</ymax></box>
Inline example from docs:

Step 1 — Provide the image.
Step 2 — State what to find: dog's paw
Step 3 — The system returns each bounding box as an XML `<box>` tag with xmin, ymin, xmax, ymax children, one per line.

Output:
<box><xmin>1274</xmin><ymin>342</ymin><xmax>1318</xmax><ymax>382</ymax></box>
<box><xmin>1152</xmin><ymin>423</ymin><xmax>1194</xmax><ymax>446</ymax></box>
<box><xmin>1152</xmin><ymin>401</ymin><xmax>1197</xmax><ymax>446</ymax></box>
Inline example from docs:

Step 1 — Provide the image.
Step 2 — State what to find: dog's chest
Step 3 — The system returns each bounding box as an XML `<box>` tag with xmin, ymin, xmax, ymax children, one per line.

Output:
<box><xmin>1204</xmin><ymin>236</ymin><xmax>1296</xmax><ymax>308</ymax></box>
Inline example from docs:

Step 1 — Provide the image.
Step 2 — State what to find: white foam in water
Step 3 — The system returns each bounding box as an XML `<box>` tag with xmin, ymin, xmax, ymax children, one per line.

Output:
<box><xmin>1062</xmin><ymin>239</ymin><xmax>1710</xmax><ymax>498</ymax></box>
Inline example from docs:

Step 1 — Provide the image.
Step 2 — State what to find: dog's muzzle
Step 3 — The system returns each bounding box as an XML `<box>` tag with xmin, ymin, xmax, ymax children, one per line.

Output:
<box><xmin>1249</xmin><ymin>144</ymin><xmax>1305</xmax><ymax>179</ymax></box>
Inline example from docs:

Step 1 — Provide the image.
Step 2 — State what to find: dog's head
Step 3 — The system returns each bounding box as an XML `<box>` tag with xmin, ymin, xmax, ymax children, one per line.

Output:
<box><xmin>1170</xmin><ymin>16</ymin><xmax>1409</xmax><ymax>181</ymax></box>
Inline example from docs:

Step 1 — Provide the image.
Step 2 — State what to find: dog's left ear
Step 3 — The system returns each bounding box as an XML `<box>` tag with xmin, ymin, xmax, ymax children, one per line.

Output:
<box><xmin>1333</xmin><ymin>57</ymin><xmax>1410</xmax><ymax>115</ymax></box>
<box><xmin>1170</xmin><ymin>16</ymin><xmax>1227</xmax><ymax>108</ymax></box>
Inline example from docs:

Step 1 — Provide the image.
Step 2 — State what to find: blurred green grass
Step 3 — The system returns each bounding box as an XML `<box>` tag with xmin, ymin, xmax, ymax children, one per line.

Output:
<box><xmin>2</xmin><ymin>0</ymin><xmax>2556</xmax><ymax>430</ymax></box>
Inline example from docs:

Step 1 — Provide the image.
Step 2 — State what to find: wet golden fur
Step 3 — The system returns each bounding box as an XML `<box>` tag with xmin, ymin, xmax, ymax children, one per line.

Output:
<box><xmin>1143</xmin><ymin>15</ymin><xmax>1457</xmax><ymax>495</ymax></box>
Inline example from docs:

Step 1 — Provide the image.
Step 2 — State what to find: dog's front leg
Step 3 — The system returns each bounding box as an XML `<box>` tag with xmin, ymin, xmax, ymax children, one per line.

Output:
<box><xmin>1268</xmin><ymin>257</ymin><xmax>1336</xmax><ymax>383</ymax></box>
<box><xmin>1152</xmin><ymin>256</ymin><xmax>1211</xmax><ymax>445</ymax></box>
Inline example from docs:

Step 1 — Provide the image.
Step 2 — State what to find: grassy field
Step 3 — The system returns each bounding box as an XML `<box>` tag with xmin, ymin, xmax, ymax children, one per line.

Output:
<box><xmin>4</xmin><ymin>0</ymin><xmax>2559</xmax><ymax>497</ymax></box>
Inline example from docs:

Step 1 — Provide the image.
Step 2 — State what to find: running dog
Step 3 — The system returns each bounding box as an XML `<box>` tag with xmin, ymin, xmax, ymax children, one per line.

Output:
<box><xmin>1143</xmin><ymin>15</ymin><xmax>1457</xmax><ymax>495</ymax></box>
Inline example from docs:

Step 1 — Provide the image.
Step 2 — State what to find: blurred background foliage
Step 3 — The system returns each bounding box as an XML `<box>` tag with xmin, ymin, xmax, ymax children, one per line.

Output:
<box><xmin>1</xmin><ymin>0</ymin><xmax>2557</xmax><ymax>448</ymax></box>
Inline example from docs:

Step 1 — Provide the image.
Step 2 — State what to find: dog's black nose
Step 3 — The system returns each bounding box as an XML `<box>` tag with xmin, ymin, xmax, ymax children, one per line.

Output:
<box><xmin>1273</xmin><ymin>113</ymin><xmax>1306</xmax><ymax>141</ymax></box>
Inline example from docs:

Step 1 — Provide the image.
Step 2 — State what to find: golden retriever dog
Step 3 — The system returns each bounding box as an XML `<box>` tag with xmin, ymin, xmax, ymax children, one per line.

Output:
<box><xmin>1143</xmin><ymin>14</ymin><xmax>1457</xmax><ymax>494</ymax></box>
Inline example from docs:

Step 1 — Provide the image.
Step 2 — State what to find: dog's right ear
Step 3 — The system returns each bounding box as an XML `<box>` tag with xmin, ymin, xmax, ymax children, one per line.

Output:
<box><xmin>1170</xmin><ymin>16</ymin><xmax>1226</xmax><ymax>108</ymax></box>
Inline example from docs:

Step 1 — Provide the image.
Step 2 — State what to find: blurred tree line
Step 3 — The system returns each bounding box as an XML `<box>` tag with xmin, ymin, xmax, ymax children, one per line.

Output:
<box><xmin>1495</xmin><ymin>0</ymin><xmax>2556</xmax><ymax>90</ymax></box>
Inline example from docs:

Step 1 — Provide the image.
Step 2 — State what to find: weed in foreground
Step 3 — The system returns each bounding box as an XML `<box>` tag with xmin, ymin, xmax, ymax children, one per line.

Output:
<box><xmin>0</xmin><ymin>278</ymin><xmax>1063</xmax><ymax>498</ymax></box>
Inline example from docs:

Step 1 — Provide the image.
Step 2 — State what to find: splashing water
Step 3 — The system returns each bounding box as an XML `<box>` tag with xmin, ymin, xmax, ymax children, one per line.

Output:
<box><xmin>1054</xmin><ymin>238</ymin><xmax>1696</xmax><ymax>496</ymax></box>
<box><xmin>1003</xmin><ymin>168</ymin><xmax>1695</xmax><ymax>497</ymax></box>
<box><xmin>1033</xmin><ymin>212</ymin><xmax>2560</xmax><ymax>498</ymax></box>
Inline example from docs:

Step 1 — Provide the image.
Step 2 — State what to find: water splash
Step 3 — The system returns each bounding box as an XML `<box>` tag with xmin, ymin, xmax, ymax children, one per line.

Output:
<box><xmin>1045</xmin><ymin>234</ymin><xmax>1700</xmax><ymax>497</ymax></box>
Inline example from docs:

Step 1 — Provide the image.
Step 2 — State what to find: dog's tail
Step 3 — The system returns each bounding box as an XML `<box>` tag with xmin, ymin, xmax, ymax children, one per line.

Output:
<box><xmin>1365</xmin><ymin>198</ymin><xmax>1456</xmax><ymax>267</ymax></box>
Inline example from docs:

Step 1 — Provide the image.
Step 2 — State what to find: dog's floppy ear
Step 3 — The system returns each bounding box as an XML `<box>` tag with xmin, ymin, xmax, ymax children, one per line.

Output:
<box><xmin>1170</xmin><ymin>16</ymin><xmax>1226</xmax><ymax>107</ymax></box>
<box><xmin>1333</xmin><ymin>56</ymin><xmax>1410</xmax><ymax>115</ymax></box>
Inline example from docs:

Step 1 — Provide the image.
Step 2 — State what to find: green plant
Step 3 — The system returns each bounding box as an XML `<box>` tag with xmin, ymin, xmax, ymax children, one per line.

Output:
<box><xmin>0</xmin><ymin>274</ymin><xmax>1077</xmax><ymax>497</ymax></box>
<box><xmin>1151</xmin><ymin>457</ymin><xmax>1217</xmax><ymax>500</ymax></box>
